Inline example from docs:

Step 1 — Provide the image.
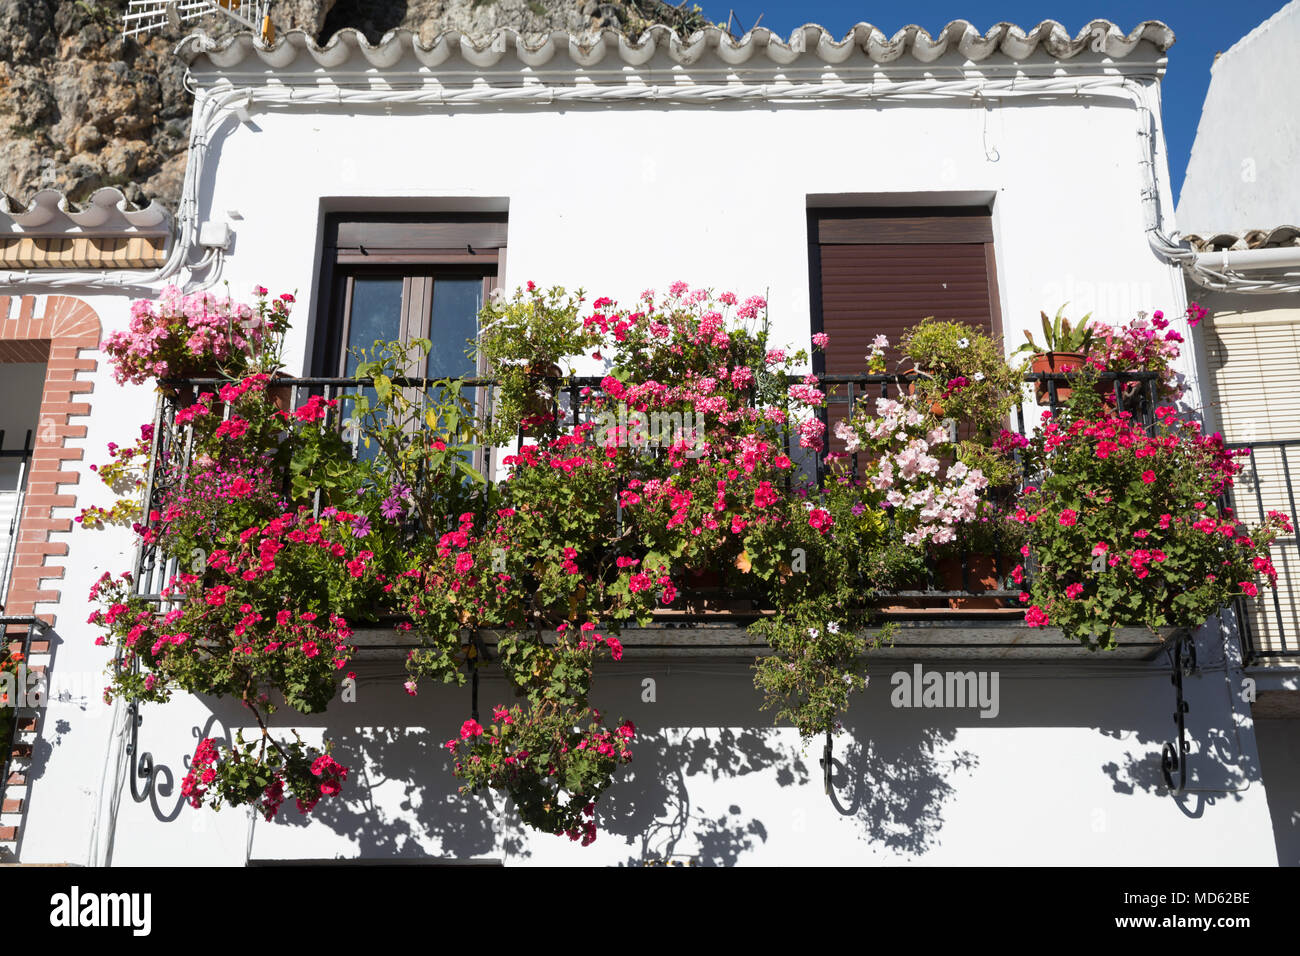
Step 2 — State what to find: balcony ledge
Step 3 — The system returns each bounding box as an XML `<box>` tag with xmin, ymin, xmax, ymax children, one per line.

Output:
<box><xmin>350</xmin><ymin>613</ymin><xmax>1181</xmax><ymax>662</ymax></box>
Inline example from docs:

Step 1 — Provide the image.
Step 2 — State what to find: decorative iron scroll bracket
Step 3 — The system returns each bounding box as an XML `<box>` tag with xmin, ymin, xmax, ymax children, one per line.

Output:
<box><xmin>820</xmin><ymin>730</ymin><xmax>833</xmax><ymax>796</ymax></box>
<box><xmin>1160</xmin><ymin>635</ymin><xmax>1197</xmax><ymax>795</ymax></box>
<box><xmin>125</xmin><ymin>699</ymin><xmax>156</xmax><ymax>803</ymax></box>
<box><xmin>465</xmin><ymin>634</ymin><xmax>490</xmax><ymax>724</ymax></box>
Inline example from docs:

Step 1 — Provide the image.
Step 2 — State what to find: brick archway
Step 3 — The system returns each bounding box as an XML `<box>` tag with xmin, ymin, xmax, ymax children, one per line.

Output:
<box><xmin>0</xmin><ymin>294</ymin><xmax>101</xmax><ymax>624</ymax></box>
<box><xmin>1</xmin><ymin>294</ymin><xmax>99</xmax><ymax>846</ymax></box>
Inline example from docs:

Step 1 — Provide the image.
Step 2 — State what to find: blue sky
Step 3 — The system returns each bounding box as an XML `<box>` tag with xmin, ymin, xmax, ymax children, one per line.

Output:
<box><xmin>695</xmin><ymin>1</ymin><xmax>1288</xmax><ymax>202</ymax></box>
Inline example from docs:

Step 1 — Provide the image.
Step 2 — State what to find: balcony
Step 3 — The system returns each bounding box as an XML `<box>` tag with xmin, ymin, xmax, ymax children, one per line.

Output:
<box><xmin>125</xmin><ymin>368</ymin><xmax>1185</xmax><ymax>662</ymax></box>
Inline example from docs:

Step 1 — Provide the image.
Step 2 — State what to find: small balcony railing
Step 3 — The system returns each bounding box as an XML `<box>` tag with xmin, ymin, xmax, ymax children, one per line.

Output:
<box><xmin>1</xmin><ymin>615</ymin><xmax>42</xmax><ymax>850</ymax></box>
<box><xmin>128</xmin><ymin>369</ymin><xmax>1163</xmax><ymax>634</ymax></box>
<box><xmin>1224</xmin><ymin>438</ymin><xmax>1300</xmax><ymax>663</ymax></box>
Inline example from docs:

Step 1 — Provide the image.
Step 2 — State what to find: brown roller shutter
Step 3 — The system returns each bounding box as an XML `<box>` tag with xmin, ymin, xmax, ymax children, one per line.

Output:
<box><xmin>810</xmin><ymin>208</ymin><xmax>1001</xmax><ymax>461</ymax></box>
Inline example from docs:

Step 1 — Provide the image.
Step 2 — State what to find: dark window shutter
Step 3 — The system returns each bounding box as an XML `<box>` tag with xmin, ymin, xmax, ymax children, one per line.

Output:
<box><xmin>810</xmin><ymin>208</ymin><xmax>1000</xmax><ymax>459</ymax></box>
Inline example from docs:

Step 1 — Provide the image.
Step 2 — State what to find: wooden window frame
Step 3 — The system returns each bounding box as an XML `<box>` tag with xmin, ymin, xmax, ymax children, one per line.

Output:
<box><xmin>311</xmin><ymin>213</ymin><xmax>507</xmax><ymax>378</ymax></box>
<box><xmin>330</xmin><ymin>267</ymin><xmax>499</xmax><ymax>378</ymax></box>
<box><xmin>311</xmin><ymin>213</ymin><xmax>507</xmax><ymax>478</ymax></box>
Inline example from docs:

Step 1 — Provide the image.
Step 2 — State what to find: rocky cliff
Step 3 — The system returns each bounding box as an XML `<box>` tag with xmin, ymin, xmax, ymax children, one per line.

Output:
<box><xmin>0</xmin><ymin>0</ymin><xmax>714</xmax><ymax>210</ymax></box>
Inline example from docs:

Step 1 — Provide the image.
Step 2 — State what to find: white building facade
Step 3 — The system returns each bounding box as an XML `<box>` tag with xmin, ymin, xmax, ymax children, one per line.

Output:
<box><xmin>2</xmin><ymin>18</ymin><xmax>1292</xmax><ymax>865</ymax></box>
<box><xmin>1175</xmin><ymin>0</ymin><xmax>1300</xmax><ymax>868</ymax></box>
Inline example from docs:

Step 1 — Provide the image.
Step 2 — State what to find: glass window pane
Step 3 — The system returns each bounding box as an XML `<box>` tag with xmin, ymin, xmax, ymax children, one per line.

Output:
<box><xmin>344</xmin><ymin>277</ymin><xmax>404</xmax><ymax>375</ymax></box>
<box><xmin>426</xmin><ymin>279</ymin><xmax>482</xmax><ymax>379</ymax></box>
<box><xmin>426</xmin><ymin>279</ymin><xmax>484</xmax><ymax>448</ymax></box>
<box><xmin>343</xmin><ymin>277</ymin><xmax>404</xmax><ymax>463</ymax></box>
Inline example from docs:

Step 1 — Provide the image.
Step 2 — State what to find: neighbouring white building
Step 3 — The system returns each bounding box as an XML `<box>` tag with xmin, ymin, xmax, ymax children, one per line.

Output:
<box><xmin>1175</xmin><ymin>0</ymin><xmax>1300</xmax><ymax>867</ymax></box>
<box><xmin>1</xmin><ymin>16</ymin><xmax>1294</xmax><ymax>865</ymax></box>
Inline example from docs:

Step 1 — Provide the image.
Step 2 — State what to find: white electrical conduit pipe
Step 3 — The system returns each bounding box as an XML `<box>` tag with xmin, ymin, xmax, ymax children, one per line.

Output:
<box><xmin>1185</xmin><ymin>245</ymin><xmax>1300</xmax><ymax>296</ymax></box>
<box><xmin>1195</xmin><ymin>246</ymin><xmax>1300</xmax><ymax>272</ymax></box>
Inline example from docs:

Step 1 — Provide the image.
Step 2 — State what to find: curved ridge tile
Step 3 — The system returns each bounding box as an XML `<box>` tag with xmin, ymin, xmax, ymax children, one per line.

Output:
<box><xmin>178</xmin><ymin>19</ymin><xmax>1175</xmax><ymax>70</ymax></box>
<box><xmin>0</xmin><ymin>188</ymin><xmax>170</xmax><ymax>234</ymax></box>
<box><xmin>811</xmin><ymin>24</ymin><xmax>857</xmax><ymax>64</ymax></box>
<box><xmin>1184</xmin><ymin>227</ymin><xmax>1300</xmax><ymax>252</ymax></box>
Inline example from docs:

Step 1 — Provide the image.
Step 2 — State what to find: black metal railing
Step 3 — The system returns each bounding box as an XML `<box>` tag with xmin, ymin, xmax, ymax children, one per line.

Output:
<box><xmin>130</xmin><ymin>369</ymin><xmax>1162</xmax><ymax>612</ymax></box>
<box><xmin>1224</xmin><ymin>438</ymin><xmax>1300</xmax><ymax>662</ymax></box>
<box><xmin>0</xmin><ymin>616</ymin><xmax>42</xmax><ymax>823</ymax></box>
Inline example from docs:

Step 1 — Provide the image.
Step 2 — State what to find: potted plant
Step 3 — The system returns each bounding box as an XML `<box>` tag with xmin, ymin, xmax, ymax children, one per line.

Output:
<box><xmin>832</xmin><ymin>388</ymin><xmax>998</xmax><ymax>609</ymax></box>
<box><xmin>1015</xmin><ymin>385</ymin><xmax>1290</xmax><ymax>648</ymax></box>
<box><xmin>899</xmin><ymin>318</ymin><xmax>1025</xmax><ymax>427</ymax></box>
<box><xmin>104</xmin><ymin>285</ymin><xmax>291</xmax><ymax>402</ymax></box>
<box><xmin>1083</xmin><ymin>307</ymin><xmax>1192</xmax><ymax>409</ymax></box>
<box><xmin>1014</xmin><ymin>305</ymin><xmax>1095</xmax><ymax>405</ymax></box>
<box><xmin>0</xmin><ymin>645</ymin><xmax>24</xmax><ymax>758</ymax></box>
<box><xmin>893</xmin><ymin>320</ymin><xmax>1027</xmax><ymax>500</ymax></box>
<box><xmin>475</xmin><ymin>282</ymin><xmax>602</xmax><ymax>440</ymax></box>
<box><xmin>933</xmin><ymin>509</ymin><xmax>1026</xmax><ymax>609</ymax></box>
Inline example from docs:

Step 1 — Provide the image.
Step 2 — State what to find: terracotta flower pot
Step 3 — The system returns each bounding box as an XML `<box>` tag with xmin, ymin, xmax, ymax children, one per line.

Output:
<box><xmin>270</xmin><ymin>372</ymin><xmax>300</xmax><ymax>414</ymax></box>
<box><xmin>905</xmin><ymin>371</ymin><xmax>945</xmax><ymax>416</ymax></box>
<box><xmin>938</xmin><ymin>554</ymin><xmax>1009</xmax><ymax>610</ymax></box>
<box><xmin>1031</xmin><ymin>352</ymin><xmax>1086</xmax><ymax>406</ymax></box>
<box><xmin>520</xmin><ymin>362</ymin><xmax>563</xmax><ymax>435</ymax></box>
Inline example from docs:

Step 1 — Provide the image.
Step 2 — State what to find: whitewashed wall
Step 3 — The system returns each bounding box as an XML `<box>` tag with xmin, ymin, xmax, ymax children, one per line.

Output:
<box><xmin>15</xmin><ymin>51</ymin><xmax>1286</xmax><ymax>865</ymax></box>
<box><xmin>1176</xmin><ymin>0</ymin><xmax>1300</xmax><ymax>232</ymax></box>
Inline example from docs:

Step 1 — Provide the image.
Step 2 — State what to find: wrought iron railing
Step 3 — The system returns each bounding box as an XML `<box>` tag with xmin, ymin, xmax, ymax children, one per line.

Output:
<box><xmin>0</xmin><ymin>616</ymin><xmax>42</xmax><ymax>840</ymax></box>
<box><xmin>129</xmin><ymin>369</ymin><xmax>1162</xmax><ymax>612</ymax></box>
<box><xmin>1224</xmin><ymin>438</ymin><xmax>1300</xmax><ymax>663</ymax></box>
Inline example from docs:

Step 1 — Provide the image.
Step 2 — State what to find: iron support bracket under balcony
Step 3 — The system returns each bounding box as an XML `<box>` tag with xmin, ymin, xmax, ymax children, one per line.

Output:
<box><xmin>1160</xmin><ymin>634</ymin><xmax>1197</xmax><ymax>795</ymax></box>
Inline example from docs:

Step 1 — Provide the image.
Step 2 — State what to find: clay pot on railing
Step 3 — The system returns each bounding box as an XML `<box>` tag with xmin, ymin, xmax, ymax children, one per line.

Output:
<box><xmin>936</xmin><ymin>554</ymin><xmax>1010</xmax><ymax>610</ymax></box>
<box><xmin>904</xmin><ymin>369</ymin><xmax>946</xmax><ymax>416</ymax></box>
<box><xmin>520</xmin><ymin>362</ymin><xmax>563</xmax><ymax>436</ymax></box>
<box><xmin>1030</xmin><ymin>352</ymin><xmax>1086</xmax><ymax>406</ymax></box>
<box><xmin>267</xmin><ymin>371</ymin><xmax>296</xmax><ymax>413</ymax></box>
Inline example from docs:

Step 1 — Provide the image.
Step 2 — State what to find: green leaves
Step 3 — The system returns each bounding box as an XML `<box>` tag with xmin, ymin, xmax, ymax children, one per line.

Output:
<box><xmin>1022</xmin><ymin>387</ymin><xmax>1280</xmax><ymax>649</ymax></box>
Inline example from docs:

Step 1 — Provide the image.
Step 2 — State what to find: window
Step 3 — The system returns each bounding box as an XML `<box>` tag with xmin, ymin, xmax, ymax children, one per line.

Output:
<box><xmin>808</xmin><ymin>206</ymin><xmax>1000</xmax><ymax>373</ymax></box>
<box><xmin>312</xmin><ymin>213</ymin><xmax>507</xmax><ymax>378</ymax></box>
<box><xmin>808</xmin><ymin>206</ymin><xmax>1002</xmax><ymax>458</ymax></box>
<box><xmin>312</xmin><ymin>213</ymin><xmax>507</xmax><ymax>466</ymax></box>
<box><xmin>1202</xmin><ymin>312</ymin><xmax>1300</xmax><ymax>656</ymax></box>
<box><xmin>0</xmin><ymin>361</ymin><xmax>44</xmax><ymax>611</ymax></box>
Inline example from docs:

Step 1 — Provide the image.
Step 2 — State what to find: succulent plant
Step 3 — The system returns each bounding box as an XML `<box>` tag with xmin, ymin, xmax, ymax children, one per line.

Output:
<box><xmin>1015</xmin><ymin>305</ymin><xmax>1095</xmax><ymax>355</ymax></box>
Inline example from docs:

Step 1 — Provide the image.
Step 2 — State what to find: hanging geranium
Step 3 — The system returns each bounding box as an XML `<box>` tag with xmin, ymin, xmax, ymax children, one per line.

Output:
<box><xmin>103</xmin><ymin>285</ymin><xmax>291</xmax><ymax>385</ymax></box>
<box><xmin>1017</xmin><ymin>384</ymin><xmax>1289</xmax><ymax>648</ymax></box>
